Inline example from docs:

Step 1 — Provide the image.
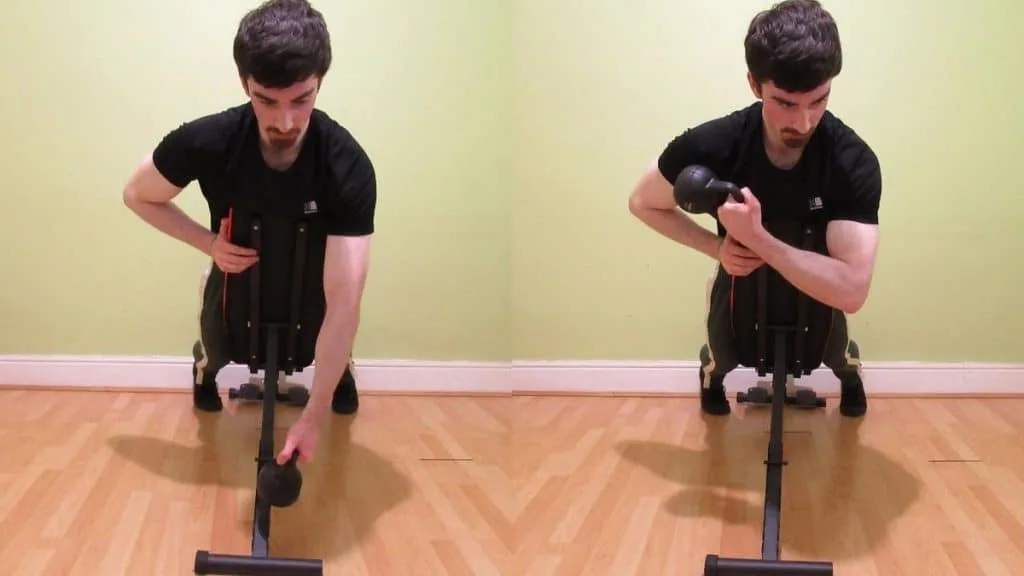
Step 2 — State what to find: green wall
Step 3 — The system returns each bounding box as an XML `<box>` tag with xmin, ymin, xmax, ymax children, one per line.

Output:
<box><xmin>0</xmin><ymin>1</ymin><xmax>1020</xmax><ymax>363</ymax></box>
<box><xmin>510</xmin><ymin>0</ymin><xmax>1024</xmax><ymax>362</ymax></box>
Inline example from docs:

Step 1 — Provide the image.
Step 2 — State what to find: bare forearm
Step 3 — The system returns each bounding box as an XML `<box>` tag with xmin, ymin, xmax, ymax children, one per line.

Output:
<box><xmin>126</xmin><ymin>198</ymin><xmax>214</xmax><ymax>255</ymax></box>
<box><xmin>750</xmin><ymin>230</ymin><xmax>865</xmax><ymax>313</ymax></box>
<box><xmin>305</xmin><ymin>305</ymin><xmax>359</xmax><ymax>421</ymax></box>
<box><xmin>630</xmin><ymin>205</ymin><xmax>722</xmax><ymax>260</ymax></box>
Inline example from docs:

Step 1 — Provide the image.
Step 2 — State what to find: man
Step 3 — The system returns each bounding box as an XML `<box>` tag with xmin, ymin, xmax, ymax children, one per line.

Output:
<box><xmin>628</xmin><ymin>0</ymin><xmax>880</xmax><ymax>418</ymax></box>
<box><xmin>122</xmin><ymin>0</ymin><xmax>375</xmax><ymax>463</ymax></box>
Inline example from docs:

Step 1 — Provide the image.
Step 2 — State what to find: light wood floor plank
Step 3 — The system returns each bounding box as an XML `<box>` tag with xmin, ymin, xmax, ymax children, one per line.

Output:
<box><xmin>1</xmin><ymin>390</ymin><xmax>1024</xmax><ymax>574</ymax></box>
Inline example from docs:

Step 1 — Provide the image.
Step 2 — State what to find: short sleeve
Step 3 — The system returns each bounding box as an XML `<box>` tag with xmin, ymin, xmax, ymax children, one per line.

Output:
<box><xmin>656</xmin><ymin>108</ymin><xmax>751</xmax><ymax>186</ymax></box>
<box><xmin>657</xmin><ymin>130</ymin><xmax>704</xmax><ymax>185</ymax></box>
<box><xmin>150</xmin><ymin>108</ymin><xmax>240</xmax><ymax>188</ymax></box>
<box><xmin>829</xmin><ymin>145</ymin><xmax>882</xmax><ymax>225</ymax></box>
<box><xmin>152</xmin><ymin>121</ymin><xmax>207</xmax><ymax>188</ymax></box>
<box><xmin>323</xmin><ymin>140</ymin><xmax>377</xmax><ymax>237</ymax></box>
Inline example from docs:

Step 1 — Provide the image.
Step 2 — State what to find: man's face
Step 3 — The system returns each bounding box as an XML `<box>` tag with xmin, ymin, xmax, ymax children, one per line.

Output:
<box><xmin>242</xmin><ymin>76</ymin><xmax>321</xmax><ymax>153</ymax></box>
<box><xmin>749</xmin><ymin>75</ymin><xmax>832</xmax><ymax>150</ymax></box>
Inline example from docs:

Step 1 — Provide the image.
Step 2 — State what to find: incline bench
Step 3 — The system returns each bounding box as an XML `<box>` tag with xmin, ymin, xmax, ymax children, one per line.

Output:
<box><xmin>674</xmin><ymin>164</ymin><xmax>837</xmax><ymax>575</ymax></box>
<box><xmin>701</xmin><ymin>225</ymin><xmax>835</xmax><ymax>576</ymax></box>
<box><xmin>194</xmin><ymin>206</ymin><xmax>326</xmax><ymax>576</ymax></box>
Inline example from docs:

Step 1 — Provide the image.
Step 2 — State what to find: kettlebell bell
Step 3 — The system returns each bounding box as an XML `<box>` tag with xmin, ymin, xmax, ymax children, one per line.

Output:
<box><xmin>257</xmin><ymin>452</ymin><xmax>303</xmax><ymax>508</ymax></box>
<box><xmin>672</xmin><ymin>165</ymin><xmax>745</xmax><ymax>214</ymax></box>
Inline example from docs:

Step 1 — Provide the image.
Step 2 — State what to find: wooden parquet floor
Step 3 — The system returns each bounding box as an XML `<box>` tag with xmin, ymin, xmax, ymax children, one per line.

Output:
<box><xmin>1</xmin><ymin>389</ymin><xmax>1023</xmax><ymax>575</ymax></box>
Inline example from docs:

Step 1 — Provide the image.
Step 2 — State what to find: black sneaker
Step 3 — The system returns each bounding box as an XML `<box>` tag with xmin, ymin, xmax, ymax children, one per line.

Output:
<box><xmin>331</xmin><ymin>364</ymin><xmax>359</xmax><ymax>415</ymax></box>
<box><xmin>192</xmin><ymin>366</ymin><xmax>223</xmax><ymax>412</ymax></box>
<box><xmin>700</xmin><ymin>374</ymin><xmax>731</xmax><ymax>415</ymax></box>
<box><xmin>838</xmin><ymin>373</ymin><xmax>867</xmax><ymax>418</ymax></box>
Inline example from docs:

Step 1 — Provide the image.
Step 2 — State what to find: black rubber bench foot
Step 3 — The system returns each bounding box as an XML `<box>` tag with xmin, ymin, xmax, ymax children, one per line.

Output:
<box><xmin>704</xmin><ymin>554</ymin><xmax>833</xmax><ymax>575</ymax></box>
<box><xmin>195</xmin><ymin>550</ymin><xmax>323</xmax><ymax>575</ymax></box>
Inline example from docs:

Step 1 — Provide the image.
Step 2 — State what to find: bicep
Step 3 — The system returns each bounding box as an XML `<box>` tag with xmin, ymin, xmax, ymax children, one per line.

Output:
<box><xmin>123</xmin><ymin>154</ymin><xmax>184</xmax><ymax>204</ymax></box>
<box><xmin>124</xmin><ymin>119</ymin><xmax>211</xmax><ymax>205</ymax></box>
<box><xmin>323</xmin><ymin>234</ymin><xmax>372</xmax><ymax>306</ymax></box>
<box><xmin>631</xmin><ymin>129</ymin><xmax>699</xmax><ymax>211</ymax></box>
<box><xmin>826</xmin><ymin>220</ymin><xmax>879</xmax><ymax>282</ymax></box>
<box><xmin>628</xmin><ymin>159</ymin><xmax>677</xmax><ymax>211</ymax></box>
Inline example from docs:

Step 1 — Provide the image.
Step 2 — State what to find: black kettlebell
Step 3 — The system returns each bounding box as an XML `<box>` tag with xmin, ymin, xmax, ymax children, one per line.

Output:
<box><xmin>257</xmin><ymin>452</ymin><xmax>303</xmax><ymax>508</ymax></box>
<box><xmin>672</xmin><ymin>165</ymin><xmax>745</xmax><ymax>214</ymax></box>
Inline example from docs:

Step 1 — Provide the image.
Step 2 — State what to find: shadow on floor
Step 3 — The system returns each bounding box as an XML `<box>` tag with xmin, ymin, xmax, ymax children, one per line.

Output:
<box><xmin>106</xmin><ymin>405</ymin><xmax>413</xmax><ymax>564</ymax></box>
<box><xmin>615</xmin><ymin>408</ymin><xmax>921</xmax><ymax>563</ymax></box>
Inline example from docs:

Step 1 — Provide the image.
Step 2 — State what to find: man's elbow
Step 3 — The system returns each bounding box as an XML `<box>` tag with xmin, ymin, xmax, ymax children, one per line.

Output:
<box><xmin>123</xmin><ymin>184</ymin><xmax>158</xmax><ymax>212</ymax></box>
<box><xmin>627</xmin><ymin>191</ymin><xmax>642</xmax><ymax>217</ymax></box>
<box><xmin>628</xmin><ymin>189</ymin><xmax>658</xmax><ymax>221</ymax></box>
<box><xmin>839</xmin><ymin>296</ymin><xmax>865</xmax><ymax>315</ymax></box>
<box><xmin>122</xmin><ymin>185</ymin><xmax>140</xmax><ymax>209</ymax></box>
<box><xmin>839</xmin><ymin>280</ymin><xmax>871</xmax><ymax>314</ymax></box>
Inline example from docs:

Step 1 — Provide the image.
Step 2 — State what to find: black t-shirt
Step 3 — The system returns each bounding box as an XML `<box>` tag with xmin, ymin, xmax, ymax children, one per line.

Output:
<box><xmin>657</xmin><ymin>102</ymin><xmax>881</xmax><ymax>241</ymax></box>
<box><xmin>151</xmin><ymin>102</ymin><xmax>376</xmax><ymax>238</ymax></box>
<box><xmin>151</xmin><ymin>103</ymin><xmax>376</xmax><ymax>330</ymax></box>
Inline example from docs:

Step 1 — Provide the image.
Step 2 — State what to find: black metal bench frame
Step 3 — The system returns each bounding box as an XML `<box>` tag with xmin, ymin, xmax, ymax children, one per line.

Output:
<box><xmin>194</xmin><ymin>218</ymin><xmax>324</xmax><ymax>576</ymax></box>
<box><xmin>702</xmin><ymin>230</ymin><xmax>835</xmax><ymax>576</ymax></box>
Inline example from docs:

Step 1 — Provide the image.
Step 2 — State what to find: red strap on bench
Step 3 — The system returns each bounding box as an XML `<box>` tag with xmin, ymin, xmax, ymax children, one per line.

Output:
<box><xmin>221</xmin><ymin>208</ymin><xmax>233</xmax><ymax>331</ymax></box>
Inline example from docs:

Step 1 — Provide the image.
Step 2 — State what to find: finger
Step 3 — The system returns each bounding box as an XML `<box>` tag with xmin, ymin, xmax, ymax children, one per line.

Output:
<box><xmin>223</xmin><ymin>243</ymin><xmax>258</xmax><ymax>256</ymax></box>
<box><xmin>219</xmin><ymin>258</ymin><xmax>255</xmax><ymax>274</ymax></box>
<box><xmin>732</xmin><ymin>258</ymin><xmax>763</xmax><ymax>274</ymax></box>
<box><xmin>716</xmin><ymin>203</ymin><xmax>738</xmax><ymax>218</ymax></box>
<box><xmin>222</xmin><ymin>252</ymin><xmax>258</xmax><ymax>265</ymax></box>
<box><xmin>277</xmin><ymin>438</ymin><xmax>297</xmax><ymax>465</ymax></box>
<box><xmin>216</xmin><ymin>257</ymin><xmax>246</xmax><ymax>273</ymax></box>
<box><xmin>222</xmin><ymin>256</ymin><xmax>258</xmax><ymax>270</ymax></box>
<box><xmin>218</xmin><ymin>218</ymin><xmax>230</xmax><ymax>237</ymax></box>
<box><xmin>723</xmin><ymin>186</ymin><xmax>744</xmax><ymax>204</ymax></box>
<box><xmin>741</xmin><ymin>188</ymin><xmax>759</xmax><ymax>205</ymax></box>
<box><xmin>729</xmin><ymin>240</ymin><xmax>758</xmax><ymax>257</ymax></box>
<box><xmin>745</xmin><ymin>261</ymin><xmax>764</xmax><ymax>274</ymax></box>
<box><xmin>724</xmin><ymin>243</ymin><xmax>757</xmax><ymax>260</ymax></box>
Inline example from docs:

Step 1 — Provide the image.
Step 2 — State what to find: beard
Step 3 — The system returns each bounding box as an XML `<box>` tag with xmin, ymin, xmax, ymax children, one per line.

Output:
<box><xmin>267</xmin><ymin>133</ymin><xmax>299</xmax><ymax>151</ymax></box>
<box><xmin>260</xmin><ymin>130</ymin><xmax>304</xmax><ymax>169</ymax></box>
<box><xmin>780</xmin><ymin>130</ymin><xmax>811</xmax><ymax>149</ymax></box>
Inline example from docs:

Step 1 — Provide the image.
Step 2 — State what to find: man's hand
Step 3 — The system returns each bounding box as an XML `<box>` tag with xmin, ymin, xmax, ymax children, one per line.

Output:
<box><xmin>210</xmin><ymin>217</ymin><xmax>258</xmax><ymax>273</ymax></box>
<box><xmin>718</xmin><ymin>234</ymin><xmax>764</xmax><ymax>277</ymax></box>
<box><xmin>277</xmin><ymin>412</ymin><xmax>324</xmax><ymax>465</ymax></box>
<box><xmin>716</xmin><ymin>187</ymin><xmax>765</xmax><ymax>249</ymax></box>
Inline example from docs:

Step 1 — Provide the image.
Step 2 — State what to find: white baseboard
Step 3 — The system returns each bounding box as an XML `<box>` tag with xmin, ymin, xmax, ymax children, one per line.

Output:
<box><xmin>0</xmin><ymin>356</ymin><xmax>509</xmax><ymax>394</ymax></box>
<box><xmin>510</xmin><ymin>360</ymin><xmax>1024</xmax><ymax>396</ymax></box>
<box><xmin>0</xmin><ymin>355</ymin><xmax>1022</xmax><ymax>396</ymax></box>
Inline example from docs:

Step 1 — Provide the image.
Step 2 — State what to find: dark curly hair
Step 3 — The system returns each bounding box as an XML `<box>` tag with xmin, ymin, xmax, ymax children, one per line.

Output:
<box><xmin>745</xmin><ymin>0</ymin><xmax>842</xmax><ymax>93</ymax></box>
<box><xmin>233</xmin><ymin>0</ymin><xmax>332</xmax><ymax>88</ymax></box>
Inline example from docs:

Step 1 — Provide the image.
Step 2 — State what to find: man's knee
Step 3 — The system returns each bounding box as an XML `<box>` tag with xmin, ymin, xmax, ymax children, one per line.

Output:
<box><xmin>699</xmin><ymin>343</ymin><xmax>737</xmax><ymax>385</ymax></box>
<box><xmin>824</xmin><ymin>337</ymin><xmax>862</xmax><ymax>375</ymax></box>
<box><xmin>193</xmin><ymin>338</ymin><xmax>229</xmax><ymax>384</ymax></box>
